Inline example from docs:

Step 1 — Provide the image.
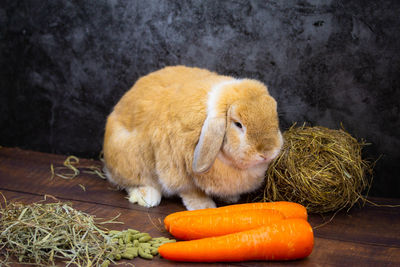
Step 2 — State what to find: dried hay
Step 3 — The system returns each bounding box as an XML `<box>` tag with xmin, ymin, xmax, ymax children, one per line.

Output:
<box><xmin>0</xmin><ymin>195</ymin><xmax>174</xmax><ymax>266</ymax></box>
<box><xmin>0</xmin><ymin>196</ymin><xmax>120</xmax><ymax>266</ymax></box>
<box><xmin>260</xmin><ymin>123</ymin><xmax>373</xmax><ymax>213</ymax></box>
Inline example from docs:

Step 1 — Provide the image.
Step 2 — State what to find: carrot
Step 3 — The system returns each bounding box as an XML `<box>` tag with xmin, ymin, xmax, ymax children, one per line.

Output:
<box><xmin>159</xmin><ymin>218</ymin><xmax>314</xmax><ymax>262</ymax></box>
<box><xmin>164</xmin><ymin>201</ymin><xmax>307</xmax><ymax>231</ymax></box>
<box><xmin>168</xmin><ymin>209</ymin><xmax>284</xmax><ymax>240</ymax></box>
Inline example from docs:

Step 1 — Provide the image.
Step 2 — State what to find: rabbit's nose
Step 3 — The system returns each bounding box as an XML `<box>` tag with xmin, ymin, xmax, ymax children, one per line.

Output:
<box><xmin>257</xmin><ymin>154</ymin><xmax>272</xmax><ymax>163</ymax></box>
<box><xmin>259</xmin><ymin>147</ymin><xmax>281</xmax><ymax>163</ymax></box>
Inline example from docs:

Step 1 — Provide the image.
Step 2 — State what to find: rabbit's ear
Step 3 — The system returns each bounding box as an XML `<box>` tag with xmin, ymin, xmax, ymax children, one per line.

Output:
<box><xmin>192</xmin><ymin>116</ymin><xmax>226</xmax><ymax>174</ymax></box>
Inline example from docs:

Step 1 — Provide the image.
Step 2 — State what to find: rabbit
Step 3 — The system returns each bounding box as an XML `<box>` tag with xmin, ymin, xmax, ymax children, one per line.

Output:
<box><xmin>103</xmin><ymin>66</ymin><xmax>283</xmax><ymax>210</ymax></box>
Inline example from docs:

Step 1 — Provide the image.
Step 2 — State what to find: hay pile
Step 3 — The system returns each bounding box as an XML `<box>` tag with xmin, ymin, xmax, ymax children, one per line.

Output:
<box><xmin>0</xmin><ymin>197</ymin><xmax>174</xmax><ymax>266</ymax></box>
<box><xmin>262</xmin><ymin>124</ymin><xmax>373</xmax><ymax>213</ymax></box>
<box><xmin>0</xmin><ymin>198</ymin><xmax>118</xmax><ymax>266</ymax></box>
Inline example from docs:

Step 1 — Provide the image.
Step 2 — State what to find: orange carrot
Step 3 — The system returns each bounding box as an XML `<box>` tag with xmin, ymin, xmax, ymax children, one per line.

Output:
<box><xmin>159</xmin><ymin>218</ymin><xmax>314</xmax><ymax>262</ymax></box>
<box><xmin>168</xmin><ymin>209</ymin><xmax>284</xmax><ymax>240</ymax></box>
<box><xmin>164</xmin><ymin>201</ymin><xmax>307</xmax><ymax>231</ymax></box>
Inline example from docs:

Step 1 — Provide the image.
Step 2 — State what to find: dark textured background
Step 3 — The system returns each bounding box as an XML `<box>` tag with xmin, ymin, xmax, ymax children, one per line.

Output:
<box><xmin>1</xmin><ymin>1</ymin><xmax>399</xmax><ymax>197</ymax></box>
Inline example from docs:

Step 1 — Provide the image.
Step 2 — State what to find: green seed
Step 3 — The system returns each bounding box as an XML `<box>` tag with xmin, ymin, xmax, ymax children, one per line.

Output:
<box><xmin>114</xmin><ymin>254</ymin><xmax>121</xmax><ymax>260</ymax></box>
<box><xmin>138</xmin><ymin>235</ymin><xmax>152</xmax><ymax>242</ymax></box>
<box><xmin>121</xmin><ymin>252</ymin><xmax>135</xmax><ymax>260</ymax></box>
<box><xmin>161</xmin><ymin>239</ymin><xmax>176</xmax><ymax>243</ymax></box>
<box><xmin>138</xmin><ymin>247</ymin><xmax>153</xmax><ymax>260</ymax></box>
<box><xmin>127</xmin><ymin>229</ymin><xmax>140</xmax><ymax>234</ymax></box>
<box><xmin>139</xmin><ymin>242</ymin><xmax>151</xmax><ymax>248</ymax></box>
<box><xmin>133</xmin><ymin>239</ymin><xmax>139</xmax><ymax>247</ymax></box>
<box><xmin>151</xmin><ymin>239</ymin><xmax>176</xmax><ymax>248</ymax></box>
<box><xmin>152</xmin><ymin>237</ymin><xmax>170</xmax><ymax>241</ymax></box>
<box><xmin>100</xmin><ymin>260</ymin><xmax>110</xmax><ymax>267</ymax></box>
<box><xmin>124</xmin><ymin>233</ymin><xmax>132</xmax><ymax>243</ymax></box>
<box><xmin>131</xmin><ymin>233</ymin><xmax>149</xmax><ymax>239</ymax></box>
<box><xmin>150</xmin><ymin>247</ymin><xmax>159</xmax><ymax>256</ymax></box>
<box><xmin>126</xmin><ymin>247</ymin><xmax>139</xmax><ymax>257</ymax></box>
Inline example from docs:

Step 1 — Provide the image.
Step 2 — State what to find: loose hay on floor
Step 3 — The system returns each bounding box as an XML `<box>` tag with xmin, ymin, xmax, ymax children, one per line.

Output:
<box><xmin>0</xmin><ymin>196</ymin><xmax>174</xmax><ymax>266</ymax></box>
<box><xmin>0</xmin><ymin>197</ymin><xmax>118</xmax><ymax>266</ymax></box>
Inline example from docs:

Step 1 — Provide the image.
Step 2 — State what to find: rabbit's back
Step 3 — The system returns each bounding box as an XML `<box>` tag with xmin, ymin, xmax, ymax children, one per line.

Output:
<box><xmin>112</xmin><ymin>66</ymin><xmax>229</xmax><ymax>132</ymax></box>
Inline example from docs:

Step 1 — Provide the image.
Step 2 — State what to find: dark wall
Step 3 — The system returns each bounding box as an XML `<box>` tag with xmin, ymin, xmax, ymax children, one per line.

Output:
<box><xmin>1</xmin><ymin>1</ymin><xmax>399</xmax><ymax>197</ymax></box>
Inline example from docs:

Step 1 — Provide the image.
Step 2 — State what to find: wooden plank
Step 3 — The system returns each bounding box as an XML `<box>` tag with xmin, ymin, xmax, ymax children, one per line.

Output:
<box><xmin>1</xmin><ymin>189</ymin><xmax>400</xmax><ymax>267</ymax></box>
<box><xmin>310</xmin><ymin>238</ymin><xmax>400</xmax><ymax>267</ymax></box>
<box><xmin>309</xmin><ymin>200</ymin><xmax>400</xmax><ymax>247</ymax></box>
<box><xmin>0</xmin><ymin>147</ymin><xmax>184</xmax><ymax>215</ymax></box>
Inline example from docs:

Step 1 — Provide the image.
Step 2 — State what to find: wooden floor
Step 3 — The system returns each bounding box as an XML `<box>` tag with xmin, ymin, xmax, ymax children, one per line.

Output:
<box><xmin>0</xmin><ymin>147</ymin><xmax>399</xmax><ymax>267</ymax></box>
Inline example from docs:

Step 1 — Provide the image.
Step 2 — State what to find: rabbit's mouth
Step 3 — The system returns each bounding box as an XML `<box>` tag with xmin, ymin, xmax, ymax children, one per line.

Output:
<box><xmin>240</xmin><ymin>158</ymin><xmax>271</xmax><ymax>169</ymax></box>
<box><xmin>217</xmin><ymin>151</ymin><xmax>270</xmax><ymax>170</ymax></box>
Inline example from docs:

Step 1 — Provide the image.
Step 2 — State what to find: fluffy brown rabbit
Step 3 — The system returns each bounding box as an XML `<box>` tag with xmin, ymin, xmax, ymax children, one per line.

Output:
<box><xmin>103</xmin><ymin>66</ymin><xmax>283</xmax><ymax>210</ymax></box>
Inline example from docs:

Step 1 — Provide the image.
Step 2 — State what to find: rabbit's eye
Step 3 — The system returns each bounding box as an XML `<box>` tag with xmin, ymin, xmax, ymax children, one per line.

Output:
<box><xmin>234</xmin><ymin>121</ymin><xmax>243</xmax><ymax>129</ymax></box>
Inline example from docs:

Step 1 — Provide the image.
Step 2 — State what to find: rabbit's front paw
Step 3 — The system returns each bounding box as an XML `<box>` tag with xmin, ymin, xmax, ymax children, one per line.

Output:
<box><xmin>127</xmin><ymin>186</ymin><xmax>162</xmax><ymax>207</ymax></box>
<box><xmin>180</xmin><ymin>191</ymin><xmax>216</xmax><ymax>210</ymax></box>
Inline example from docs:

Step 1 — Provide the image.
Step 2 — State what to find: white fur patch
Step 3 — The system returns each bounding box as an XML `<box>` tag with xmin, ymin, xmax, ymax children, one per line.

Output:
<box><xmin>113</xmin><ymin>125</ymin><xmax>134</xmax><ymax>144</ymax></box>
<box><xmin>126</xmin><ymin>186</ymin><xmax>162</xmax><ymax>207</ymax></box>
<box><xmin>207</xmin><ymin>79</ymin><xmax>242</xmax><ymax>118</ymax></box>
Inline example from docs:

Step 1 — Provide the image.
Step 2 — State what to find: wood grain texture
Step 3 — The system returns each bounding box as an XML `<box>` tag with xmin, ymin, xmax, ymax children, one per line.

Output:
<box><xmin>1</xmin><ymin>147</ymin><xmax>399</xmax><ymax>266</ymax></box>
<box><xmin>1</xmin><ymin>1</ymin><xmax>400</xmax><ymax>199</ymax></box>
